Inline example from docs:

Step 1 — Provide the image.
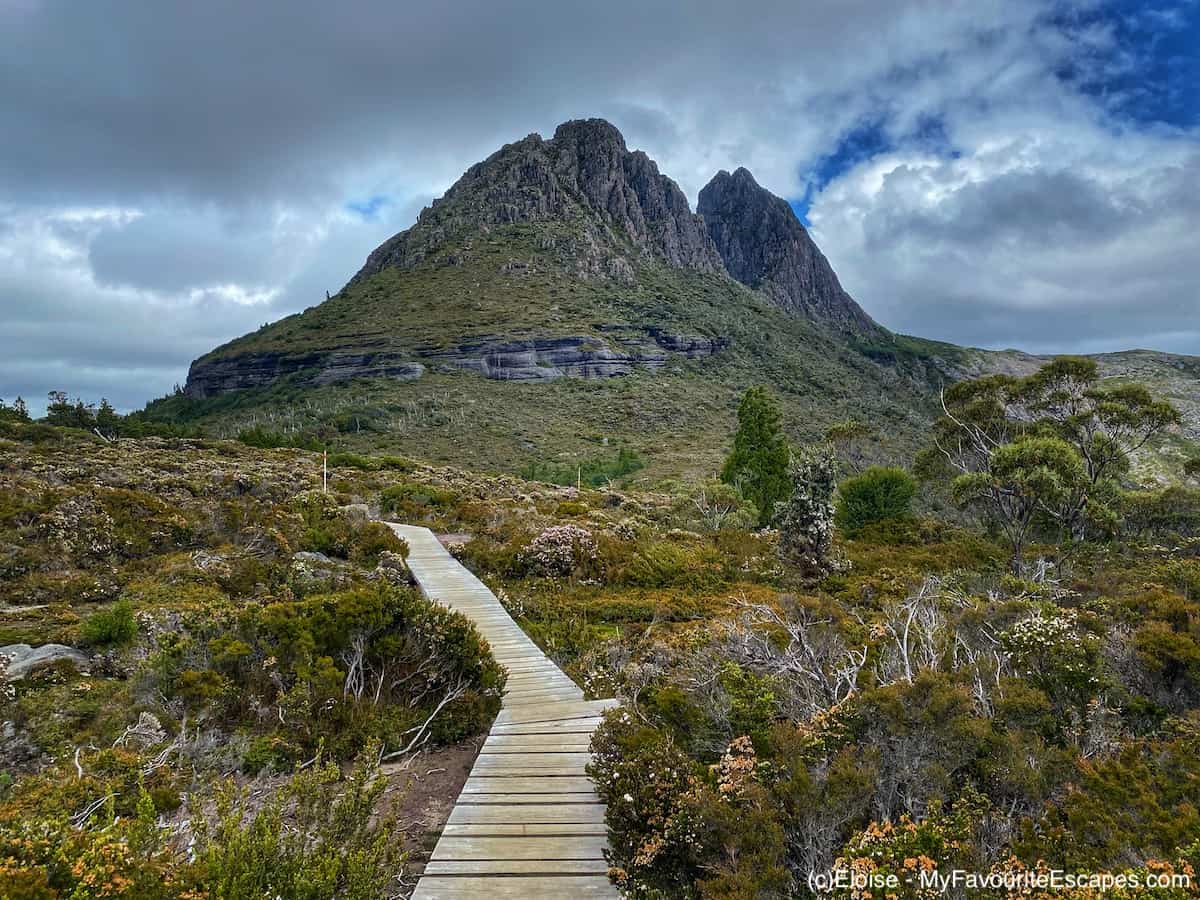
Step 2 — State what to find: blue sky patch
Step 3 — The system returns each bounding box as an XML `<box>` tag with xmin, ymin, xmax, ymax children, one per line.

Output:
<box><xmin>346</xmin><ymin>194</ymin><xmax>391</xmax><ymax>221</ymax></box>
<box><xmin>791</xmin><ymin>118</ymin><xmax>893</xmax><ymax>223</ymax></box>
<box><xmin>1061</xmin><ymin>0</ymin><xmax>1199</xmax><ymax>128</ymax></box>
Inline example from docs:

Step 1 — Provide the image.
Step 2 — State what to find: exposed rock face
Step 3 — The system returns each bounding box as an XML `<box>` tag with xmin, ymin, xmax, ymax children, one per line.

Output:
<box><xmin>352</xmin><ymin>119</ymin><xmax>724</xmax><ymax>283</ymax></box>
<box><xmin>183</xmin><ymin>346</ymin><xmax>425</xmax><ymax>397</ymax></box>
<box><xmin>183</xmin><ymin>327</ymin><xmax>729</xmax><ymax>397</ymax></box>
<box><xmin>698</xmin><ymin>167</ymin><xmax>878</xmax><ymax>332</ymax></box>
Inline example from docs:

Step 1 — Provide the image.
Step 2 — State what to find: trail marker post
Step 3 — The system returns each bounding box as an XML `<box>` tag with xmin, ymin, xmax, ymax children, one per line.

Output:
<box><xmin>323</xmin><ymin>450</ymin><xmax>328</xmax><ymax>494</ymax></box>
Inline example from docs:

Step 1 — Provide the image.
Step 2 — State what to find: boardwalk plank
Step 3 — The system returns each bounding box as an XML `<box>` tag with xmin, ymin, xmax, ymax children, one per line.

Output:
<box><xmin>461</xmin><ymin>776</ymin><xmax>596</xmax><ymax>794</ymax></box>
<box><xmin>448</xmin><ymin>803</ymin><xmax>605</xmax><ymax>824</ymax></box>
<box><xmin>412</xmin><ymin>875</ymin><xmax>615</xmax><ymax>898</ymax></box>
<box><xmin>429</xmin><ymin>835</ymin><xmax>607</xmax><ymax>861</ymax></box>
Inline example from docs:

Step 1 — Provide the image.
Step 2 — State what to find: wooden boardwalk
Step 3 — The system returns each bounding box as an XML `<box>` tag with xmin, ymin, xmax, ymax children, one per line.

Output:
<box><xmin>386</xmin><ymin>524</ymin><xmax>620</xmax><ymax>900</ymax></box>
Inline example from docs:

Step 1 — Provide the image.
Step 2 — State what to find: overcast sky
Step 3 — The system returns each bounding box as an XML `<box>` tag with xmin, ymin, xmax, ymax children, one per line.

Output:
<box><xmin>1</xmin><ymin>0</ymin><xmax>1197</xmax><ymax>414</ymax></box>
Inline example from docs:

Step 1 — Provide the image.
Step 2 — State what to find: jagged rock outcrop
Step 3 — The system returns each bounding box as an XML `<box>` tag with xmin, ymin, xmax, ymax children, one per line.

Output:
<box><xmin>698</xmin><ymin>167</ymin><xmax>878</xmax><ymax>332</ymax></box>
<box><xmin>184</xmin><ymin>327</ymin><xmax>729</xmax><ymax>397</ymax></box>
<box><xmin>352</xmin><ymin>119</ymin><xmax>724</xmax><ymax>283</ymax></box>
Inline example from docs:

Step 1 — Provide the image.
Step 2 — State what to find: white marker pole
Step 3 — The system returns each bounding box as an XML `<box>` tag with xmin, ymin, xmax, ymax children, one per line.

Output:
<box><xmin>323</xmin><ymin>449</ymin><xmax>328</xmax><ymax>494</ymax></box>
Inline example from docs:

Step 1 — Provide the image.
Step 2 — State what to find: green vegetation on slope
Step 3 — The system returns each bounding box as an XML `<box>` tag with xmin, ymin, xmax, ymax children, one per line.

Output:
<box><xmin>147</xmin><ymin>218</ymin><xmax>950</xmax><ymax>482</ymax></box>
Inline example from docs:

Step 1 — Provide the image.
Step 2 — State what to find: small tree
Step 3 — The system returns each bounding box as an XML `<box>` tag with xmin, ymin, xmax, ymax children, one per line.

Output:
<box><xmin>721</xmin><ymin>387</ymin><xmax>791</xmax><ymax>527</ymax></box>
<box><xmin>952</xmin><ymin>435</ymin><xmax>1087</xmax><ymax>571</ymax></box>
<box><xmin>776</xmin><ymin>444</ymin><xmax>838</xmax><ymax>577</ymax></box>
<box><xmin>931</xmin><ymin>357</ymin><xmax>1180</xmax><ymax>564</ymax></box>
<box><xmin>0</xmin><ymin>397</ymin><xmax>30</xmax><ymax>423</ymax></box>
<box><xmin>95</xmin><ymin>398</ymin><xmax>121</xmax><ymax>439</ymax></box>
<box><xmin>835</xmin><ymin>466</ymin><xmax>917</xmax><ymax>535</ymax></box>
<box><xmin>45</xmin><ymin>390</ymin><xmax>96</xmax><ymax>430</ymax></box>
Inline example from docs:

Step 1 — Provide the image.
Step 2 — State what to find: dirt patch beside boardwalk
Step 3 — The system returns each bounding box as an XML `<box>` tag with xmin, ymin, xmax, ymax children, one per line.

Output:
<box><xmin>383</xmin><ymin>735</ymin><xmax>486</xmax><ymax>895</ymax></box>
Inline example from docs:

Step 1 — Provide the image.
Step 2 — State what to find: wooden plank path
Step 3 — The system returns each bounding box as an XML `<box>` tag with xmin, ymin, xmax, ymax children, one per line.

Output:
<box><xmin>386</xmin><ymin>524</ymin><xmax>620</xmax><ymax>900</ymax></box>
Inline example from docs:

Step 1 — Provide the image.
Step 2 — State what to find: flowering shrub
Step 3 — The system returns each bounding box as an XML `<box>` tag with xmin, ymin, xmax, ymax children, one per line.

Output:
<box><xmin>0</xmin><ymin>749</ymin><xmax>404</xmax><ymax>899</ymax></box>
<box><xmin>776</xmin><ymin>444</ymin><xmax>840</xmax><ymax>577</ymax></box>
<box><xmin>830</xmin><ymin>794</ymin><xmax>985</xmax><ymax>900</ymax></box>
<box><xmin>1000</xmin><ymin>607</ymin><xmax>1100</xmax><ymax>706</ymax></box>
<box><xmin>588</xmin><ymin>710</ymin><xmax>699</xmax><ymax>896</ymax></box>
<box><xmin>523</xmin><ymin>524</ymin><xmax>597</xmax><ymax>577</ymax></box>
<box><xmin>589</xmin><ymin>711</ymin><xmax>790</xmax><ymax>897</ymax></box>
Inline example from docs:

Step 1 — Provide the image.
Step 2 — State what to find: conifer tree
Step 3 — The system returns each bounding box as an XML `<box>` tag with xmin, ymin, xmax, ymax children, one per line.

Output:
<box><xmin>721</xmin><ymin>387</ymin><xmax>791</xmax><ymax>526</ymax></box>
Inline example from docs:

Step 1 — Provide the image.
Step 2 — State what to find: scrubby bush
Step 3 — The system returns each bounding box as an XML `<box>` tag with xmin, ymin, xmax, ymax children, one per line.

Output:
<box><xmin>588</xmin><ymin>711</ymin><xmax>699</xmax><ymax>895</ymax></box>
<box><xmin>194</xmin><ymin>747</ymin><xmax>403</xmax><ymax>898</ymax></box>
<box><xmin>1122</xmin><ymin>486</ymin><xmax>1200</xmax><ymax>540</ymax></box>
<box><xmin>80</xmin><ymin>599</ymin><xmax>138</xmax><ymax>647</ymax></box>
<box><xmin>835</xmin><ymin>466</ymin><xmax>917</xmax><ymax>535</ymax></box>
<box><xmin>674</xmin><ymin>479</ymin><xmax>757</xmax><ymax>533</ymax></box>
<box><xmin>296</xmin><ymin>494</ymin><xmax>405</xmax><ymax>565</ymax></box>
<box><xmin>149</xmin><ymin>584</ymin><xmax>503</xmax><ymax>759</ymax></box>
<box><xmin>379</xmin><ymin>481</ymin><xmax>460</xmax><ymax>518</ymax></box>
<box><xmin>619</xmin><ymin>540</ymin><xmax>728</xmax><ymax>590</ymax></box>
<box><xmin>830</xmin><ymin>795</ymin><xmax>986</xmax><ymax>900</ymax></box>
<box><xmin>0</xmin><ymin>782</ymin><xmax>182</xmax><ymax>898</ymax></box>
<box><xmin>0</xmin><ymin>749</ymin><xmax>405</xmax><ymax>898</ymax></box>
<box><xmin>590</xmin><ymin>712</ymin><xmax>791</xmax><ymax>898</ymax></box>
<box><xmin>523</xmin><ymin>524</ymin><xmax>598</xmax><ymax>577</ymax></box>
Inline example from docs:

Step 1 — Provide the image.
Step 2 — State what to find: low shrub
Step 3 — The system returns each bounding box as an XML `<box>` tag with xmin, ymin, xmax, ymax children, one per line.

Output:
<box><xmin>523</xmin><ymin>524</ymin><xmax>598</xmax><ymax>577</ymax></box>
<box><xmin>149</xmin><ymin>584</ymin><xmax>504</xmax><ymax>759</ymax></box>
<box><xmin>80</xmin><ymin>599</ymin><xmax>137</xmax><ymax>647</ymax></box>
<box><xmin>194</xmin><ymin>748</ymin><xmax>404</xmax><ymax>899</ymax></box>
<box><xmin>618</xmin><ymin>540</ymin><xmax>727</xmax><ymax>589</ymax></box>
<box><xmin>835</xmin><ymin>466</ymin><xmax>917</xmax><ymax>536</ymax></box>
<box><xmin>296</xmin><ymin>494</ymin><xmax>405</xmax><ymax>565</ymax></box>
<box><xmin>379</xmin><ymin>481</ymin><xmax>460</xmax><ymax>518</ymax></box>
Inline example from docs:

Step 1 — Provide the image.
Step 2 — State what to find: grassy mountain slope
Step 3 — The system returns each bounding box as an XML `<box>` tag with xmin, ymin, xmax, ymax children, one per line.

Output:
<box><xmin>154</xmin><ymin>219</ymin><xmax>949</xmax><ymax>482</ymax></box>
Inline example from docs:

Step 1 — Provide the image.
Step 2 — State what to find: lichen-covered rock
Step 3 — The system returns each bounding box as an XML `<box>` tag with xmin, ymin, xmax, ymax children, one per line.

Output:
<box><xmin>369</xmin><ymin>549</ymin><xmax>412</xmax><ymax>585</ymax></box>
<box><xmin>338</xmin><ymin>503</ymin><xmax>370</xmax><ymax>523</ymax></box>
<box><xmin>0</xmin><ymin>643</ymin><xmax>89</xmax><ymax>681</ymax></box>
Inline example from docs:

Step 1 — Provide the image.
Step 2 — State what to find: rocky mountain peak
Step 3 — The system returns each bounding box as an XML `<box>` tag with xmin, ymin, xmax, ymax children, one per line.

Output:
<box><xmin>351</xmin><ymin>118</ymin><xmax>723</xmax><ymax>283</ymax></box>
<box><xmin>552</xmin><ymin>117</ymin><xmax>628</xmax><ymax>153</ymax></box>
<box><xmin>698</xmin><ymin>168</ymin><xmax>878</xmax><ymax>332</ymax></box>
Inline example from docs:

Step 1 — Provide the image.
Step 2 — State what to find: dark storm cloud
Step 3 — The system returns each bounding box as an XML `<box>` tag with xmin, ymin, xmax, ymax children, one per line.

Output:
<box><xmin>0</xmin><ymin>0</ymin><xmax>1197</xmax><ymax>413</ymax></box>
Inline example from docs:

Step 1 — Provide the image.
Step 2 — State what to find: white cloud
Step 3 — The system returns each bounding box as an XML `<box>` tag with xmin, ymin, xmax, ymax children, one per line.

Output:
<box><xmin>810</xmin><ymin>89</ymin><xmax>1200</xmax><ymax>351</ymax></box>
